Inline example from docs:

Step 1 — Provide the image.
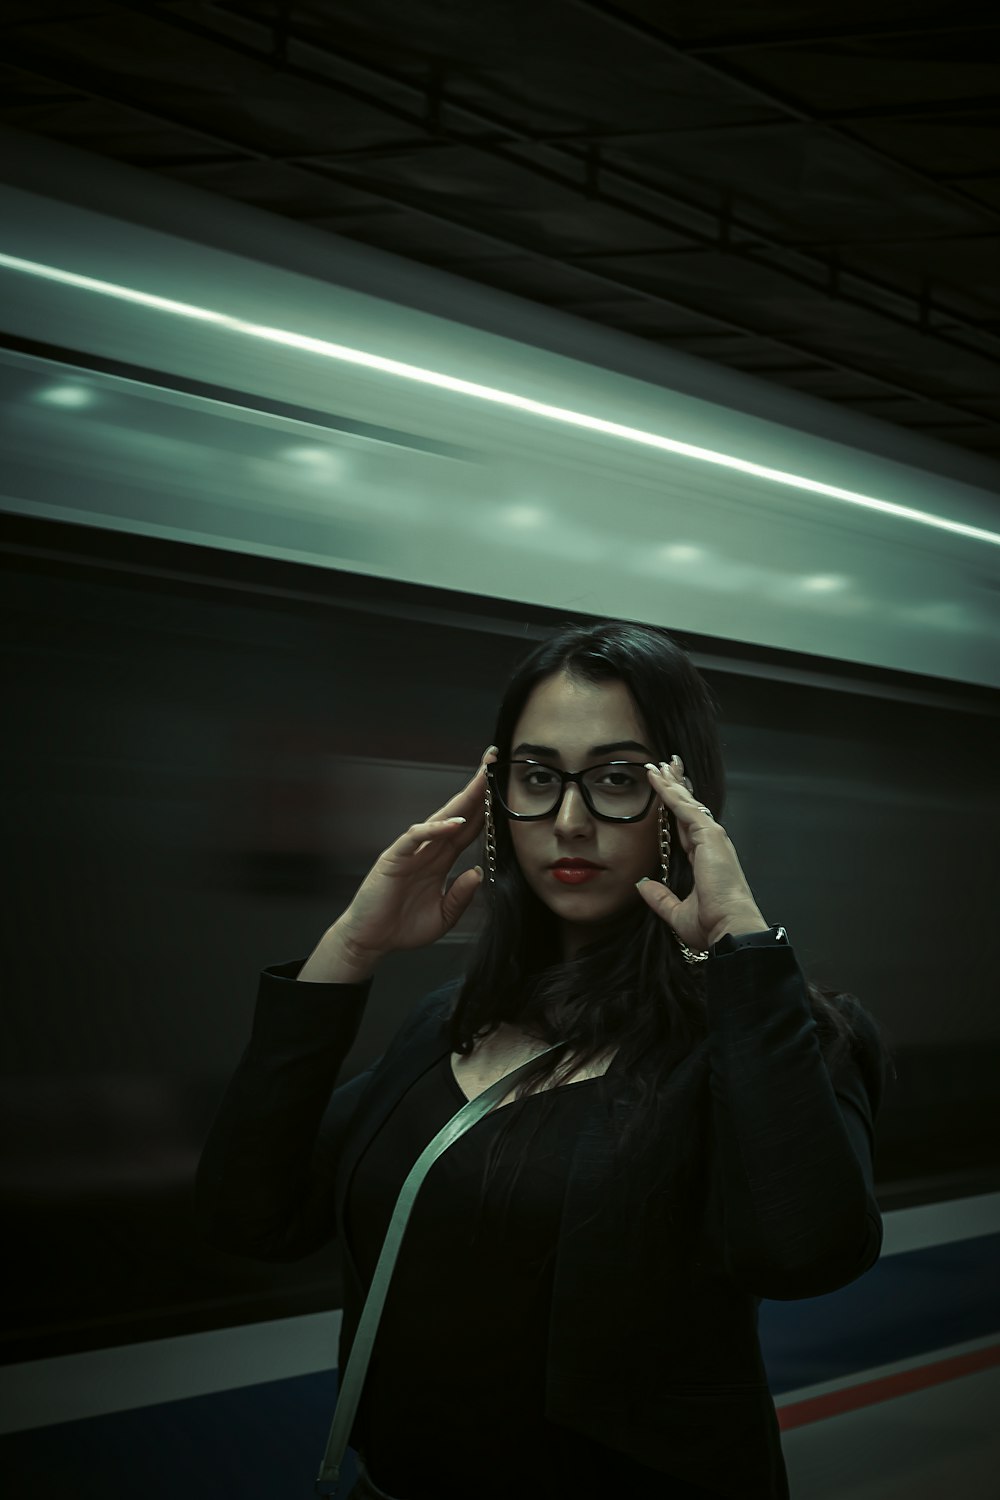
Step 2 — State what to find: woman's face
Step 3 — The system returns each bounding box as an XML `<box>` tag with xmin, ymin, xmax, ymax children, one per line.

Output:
<box><xmin>505</xmin><ymin>671</ymin><xmax>662</xmax><ymax>959</ymax></box>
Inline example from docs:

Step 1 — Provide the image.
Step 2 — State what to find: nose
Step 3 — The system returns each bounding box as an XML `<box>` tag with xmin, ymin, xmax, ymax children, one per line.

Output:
<box><xmin>553</xmin><ymin>782</ymin><xmax>593</xmax><ymax>834</ymax></box>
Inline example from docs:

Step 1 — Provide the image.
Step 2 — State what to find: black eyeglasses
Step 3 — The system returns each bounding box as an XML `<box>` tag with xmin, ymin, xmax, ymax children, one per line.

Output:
<box><xmin>486</xmin><ymin>759</ymin><xmax>658</xmax><ymax>823</ymax></box>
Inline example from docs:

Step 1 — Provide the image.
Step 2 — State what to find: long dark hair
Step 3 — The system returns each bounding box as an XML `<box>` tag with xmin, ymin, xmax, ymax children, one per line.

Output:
<box><xmin>446</xmin><ymin>620</ymin><xmax>893</xmax><ymax>1264</ymax></box>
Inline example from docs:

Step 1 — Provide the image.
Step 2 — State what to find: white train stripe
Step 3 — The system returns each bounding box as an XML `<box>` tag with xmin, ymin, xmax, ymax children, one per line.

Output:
<box><xmin>2</xmin><ymin>1193</ymin><xmax>996</xmax><ymax>1435</ymax></box>
<box><xmin>879</xmin><ymin>1191</ymin><xmax>999</xmax><ymax>1255</ymax></box>
<box><xmin>0</xmin><ymin>1310</ymin><xmax>343</xmax><ymax>1434</ymax></box>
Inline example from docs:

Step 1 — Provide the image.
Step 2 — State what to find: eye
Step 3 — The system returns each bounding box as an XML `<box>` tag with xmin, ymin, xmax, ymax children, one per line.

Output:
<box><xmin>511</xmin><ymin>764</ymin><xmax>558</xmax><ymax>788</ymax></box>
<box><xmin>595</xmin><ymin>766</ymin><xmax>643</xmax><ymax>787</ymax></box>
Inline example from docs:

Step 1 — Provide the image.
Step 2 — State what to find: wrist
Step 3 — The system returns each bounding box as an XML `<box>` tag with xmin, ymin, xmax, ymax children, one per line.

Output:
<box><xmin>297</xmin><ymin>922</ymin><xmax>385</xmax><ymax>984</ymax></box>
<box><xmin>706</xmin><ymin>909</ymin><xmax>769</xmax><ymax>949</ymax></box>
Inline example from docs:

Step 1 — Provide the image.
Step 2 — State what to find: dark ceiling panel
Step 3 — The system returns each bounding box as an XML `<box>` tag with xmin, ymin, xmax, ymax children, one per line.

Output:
<box><xmin>848</xmin><ymin>111</ymin><xmax>1000</xmax><ymax>184</ymax></box>
<box><xmin>847</xmin><ymin>233</ymin><xmax>1000</xmax><ymax>310</ymax></box>
<box><xmin>638</xmin><ymin>124</ymin><xmax>983</xmax><ymax>233</ymax></box>
<box><xmin>1</xmin><ymin>0</ymin><xmax>998</xmax><ymax>459</ymax></box>
<box><xmin>723</xmin><ymin>34</ymin><xmax>1000</xmax><ymax>117</ymax></box>
<box><xmin>612</xmin><ymin>0</ymin><xmax>938</xmax><ymax>50</ymax></box>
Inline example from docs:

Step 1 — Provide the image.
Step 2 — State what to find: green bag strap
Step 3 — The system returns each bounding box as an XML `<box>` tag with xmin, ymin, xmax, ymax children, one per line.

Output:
<box><xmin>315</xmin><ymin>1040</ymin><xmax>571</xmax><ymax>1495</ymax></box>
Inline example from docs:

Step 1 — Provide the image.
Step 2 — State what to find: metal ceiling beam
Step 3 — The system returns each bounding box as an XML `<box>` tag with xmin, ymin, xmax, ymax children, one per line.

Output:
<box><xmin>124</xmin><ymin>1</ymin><xmax>1000</xmax><ymax>362</ymax></box>
<box><xmin>571</xmin><ymin>0</ymin><xmax>1000</xmax><ymax>227</ymax></box>
<box><xmin>815</xmin><ymin>92</ymin><xmax>999</xmax><ymax>124</ymax></box>
<box><xmin>6</xmin><ymin>59</ymin><xmax>998</xmax><ymax>436</ymax></box>
<box><xmin>680</xmin><ymin>20</ymin><xmax>1000</xmax><ymax>55</ymax></box>
<box><xmin>0</xmin><ymin>8</ymin><xmax>105</xmax><ymax>29</ymax></box>
<box><xmin>571</xmin><ymin>228</ymin><xmax>1000</xmax><ymax>254</ymax></box>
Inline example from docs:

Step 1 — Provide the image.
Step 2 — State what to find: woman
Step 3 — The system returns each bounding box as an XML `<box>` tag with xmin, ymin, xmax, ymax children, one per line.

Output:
<box><xmin>196</xmin><ymin>620</ymin><xmax>891</xmax><ymax>1500</ymax></box>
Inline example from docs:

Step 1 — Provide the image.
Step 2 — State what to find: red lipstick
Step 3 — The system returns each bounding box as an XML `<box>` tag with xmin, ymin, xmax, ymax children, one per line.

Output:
<box><xmin>550</xmin><ymin>858</ymin><xmax>604</xmax><ymax>885</ymax></box>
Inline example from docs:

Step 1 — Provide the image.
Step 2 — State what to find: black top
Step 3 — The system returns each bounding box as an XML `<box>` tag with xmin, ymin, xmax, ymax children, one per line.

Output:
<box><xmin>347</xmin><ymin>1051</ymin><xmax>700</xmax><ymax>1498</ymax></box>
<box><xmin>196</xmin><ymin>942</ymin><xmax>886</xmax><ymax>1500</ymax></box>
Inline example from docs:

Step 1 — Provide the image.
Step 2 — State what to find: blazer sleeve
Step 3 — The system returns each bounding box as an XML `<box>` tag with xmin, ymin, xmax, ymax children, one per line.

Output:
<box><xmin>704</xmin><ymin>941</ymin><xmax>888</xmax><ymax>1300</ymax></box>
<box><xmin>195</xmin><ymin>957</ymin><xmax>382</xmax><ymax>1263</ymax></box>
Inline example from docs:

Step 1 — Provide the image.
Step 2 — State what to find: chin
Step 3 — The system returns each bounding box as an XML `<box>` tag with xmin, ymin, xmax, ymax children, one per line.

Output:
<box><xmin>539</xmin><ymin>886</ymin><xmax>632</xmax><ymax>921</ymax></box>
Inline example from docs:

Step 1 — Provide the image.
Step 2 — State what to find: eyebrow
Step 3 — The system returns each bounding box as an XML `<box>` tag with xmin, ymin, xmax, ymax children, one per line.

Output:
<box><xmin>511</xmin><ymin>740</ymin><xmax>653</xmax><ymax>759</ymax></box>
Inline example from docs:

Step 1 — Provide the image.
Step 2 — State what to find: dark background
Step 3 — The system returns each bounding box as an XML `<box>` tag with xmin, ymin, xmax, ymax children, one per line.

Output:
<box><xmin>2</xmin><ymin>511</ymin><xmax>998</xmax><ymax>1364</ymax></box>
<box><xmin>1</xmin><ymin>1</ymin><xmax>999</xmax><ymax>1369</ymax></box>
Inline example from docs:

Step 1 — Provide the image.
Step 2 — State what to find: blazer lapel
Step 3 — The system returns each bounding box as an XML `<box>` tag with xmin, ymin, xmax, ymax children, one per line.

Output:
<box><xmin>334</xmin><ymin>1011</ymin><xmax>455</xmax><ymax>1293</ymax></box>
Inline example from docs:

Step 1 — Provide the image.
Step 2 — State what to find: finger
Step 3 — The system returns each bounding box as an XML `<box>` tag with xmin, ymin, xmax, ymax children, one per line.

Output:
<box><xmin>646</xmin><ymin>763</ymin><xmax>727</xmax><ymax>849</ymax></box>
<box><xmin>636</xmin><ymin>875</ymin><xmax>682</xmax><ymax>926</ymax></box>
<box><xmin>645</xmin><ymin>763</ymin><xmax>708</xmax><ymax>822</ymax></box>
<box><xmin>644</xmin><ymin>761</ymin><xmax>688</xmax><ymax>813</ymax></box>
<box><xmin>428</xmin><ymin>747</ymin><xmax>499</xmax><ymax>822</ymax></box>
<box><xmin>661</xmin><ymin>753</ymin><xmax>694</xmax><ymax>795</ymax></box>
<box><xmin>426</xmin><ymin>771</ymin><xmax>491</xmax><ymax>842</ymax></box>
<box><xmin>392</xmin><ymin>816</ymin><xmax>471</xmax><ymax>861</ymax></box>
<box><xmin>647</xmin><ymin>761</ymin><xmax>713</xmax><ymax>859</ymax></box>
<box><xmin>440</xmin><ymin>865</ymin><xmax>484</xmax><ymax>929</ymax></box>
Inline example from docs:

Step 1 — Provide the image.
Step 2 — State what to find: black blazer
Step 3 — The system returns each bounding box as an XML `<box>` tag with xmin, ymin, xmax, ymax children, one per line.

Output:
<box><xmin>196</xmin><ymin>939</ymin><xmax>885</xmax><ymax>1500</ymax></box>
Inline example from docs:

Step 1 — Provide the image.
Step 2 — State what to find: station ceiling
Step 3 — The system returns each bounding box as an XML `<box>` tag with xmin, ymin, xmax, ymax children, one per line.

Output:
<box><xmin>3</xmin><ymin>2</ymin><xmax>999</xmax><ymax>460</ymax></box>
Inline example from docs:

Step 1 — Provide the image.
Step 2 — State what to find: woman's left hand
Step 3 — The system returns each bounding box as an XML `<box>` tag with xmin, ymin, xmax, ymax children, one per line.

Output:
<box><xmin>635</xmin><ymin>756</ymin><xmax>767</xmax><ymax>953</ymax></box>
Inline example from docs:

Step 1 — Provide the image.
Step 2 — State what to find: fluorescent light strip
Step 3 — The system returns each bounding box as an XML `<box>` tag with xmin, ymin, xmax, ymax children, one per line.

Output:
<box><xmin>2</xmin><ymin>252</ymin><xmax>997</xmax><ymax>547</ymax></box>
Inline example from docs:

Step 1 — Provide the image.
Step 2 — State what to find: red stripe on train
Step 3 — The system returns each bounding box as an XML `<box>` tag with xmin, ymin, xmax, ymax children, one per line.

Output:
<box><xmin>776</xmin><ymin>1344</ymin><xmax>1000</xmax><ymax>1430</ymax></box>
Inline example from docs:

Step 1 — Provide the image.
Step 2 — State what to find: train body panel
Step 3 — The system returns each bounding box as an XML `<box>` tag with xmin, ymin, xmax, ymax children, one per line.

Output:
<box><xmin>1</xmin><ymin>129</ymin><xmax>998</xmax><ymax>690</ymax></box>
<box><xmin>2</xmin><ymin>1194</ymin><xmax>997</xmax><ymax>1497</ymax></box>
<box><xmin>1</xmin><ymin>127</ymin><xmax>998</xmax><ymax>1498</ymax></box>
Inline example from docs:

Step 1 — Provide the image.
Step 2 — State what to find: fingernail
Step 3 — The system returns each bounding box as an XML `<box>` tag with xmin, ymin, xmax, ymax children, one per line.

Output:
<box><xmin>635</xmin><ymin>877</ymin><xmax>651</xmax><ymax>887</ymax></box>
<box><xmin>447</xmin><ymin>816</ymin><xmax>467</xmax><ymax>824</ymax></box>
<box><xmin>644</xmin><ymin>762</ymin><xmax>660</xmax><ymax>775</ymax></box>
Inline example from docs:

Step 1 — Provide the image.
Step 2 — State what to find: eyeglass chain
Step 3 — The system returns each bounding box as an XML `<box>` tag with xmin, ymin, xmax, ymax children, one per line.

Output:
<box><xmin>482</xmin><ymin>783</ymin><xmax>708</xmax><ymax>964</ymax></box>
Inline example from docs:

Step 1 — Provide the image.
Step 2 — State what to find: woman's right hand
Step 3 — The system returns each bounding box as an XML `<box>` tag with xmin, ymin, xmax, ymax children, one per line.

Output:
<box><xmin>331</xmin><ymin>747</ymin><xmax>499</xmax><ymax>969</ymax></box>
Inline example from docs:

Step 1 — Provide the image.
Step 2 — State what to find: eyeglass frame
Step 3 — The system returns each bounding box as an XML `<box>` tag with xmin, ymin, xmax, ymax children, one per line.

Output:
<box><xmin>485</xmin><ymin>758</ymin><xmax>660</xmax><ymax>823</ymax></box>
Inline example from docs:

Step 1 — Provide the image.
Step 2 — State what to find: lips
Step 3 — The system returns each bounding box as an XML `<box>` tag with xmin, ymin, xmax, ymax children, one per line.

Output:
<box><xmin>549</xmin><ymin>858</ymin><xmax>605</xmax><ymax>886</ymax></box>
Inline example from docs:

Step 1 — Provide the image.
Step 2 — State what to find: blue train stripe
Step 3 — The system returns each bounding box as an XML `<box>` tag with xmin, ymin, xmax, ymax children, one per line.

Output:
<box><xmin>1</xmin><ymin>1194</ymin><xmax>996</xmax><ymax>1434</ymax></box>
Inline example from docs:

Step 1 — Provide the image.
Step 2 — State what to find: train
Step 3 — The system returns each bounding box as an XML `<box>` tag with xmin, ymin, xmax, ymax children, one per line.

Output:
<box><xmin>1</xmin><ymin>123</ymin><xmax>998</xmax><ymax>1498</ymax></box>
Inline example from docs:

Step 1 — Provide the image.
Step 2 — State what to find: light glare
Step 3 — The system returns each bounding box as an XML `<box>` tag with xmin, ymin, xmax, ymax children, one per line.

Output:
<box><xmin>802</xmin><ymin>575</ymin><xmax>848</xmax><ymax>593</ymax></box>
<box><xmin>660</xmin><ymin>543</ymin><xmax>703</xmax><ymax>562</ymax></box>
<box><xmin>3</xmin><ymin>253</ymin><xmax>997</xmax><ymax>549</ymax></box>
<box><xmin>36</xmin><ymin>384</ymin><xmax>94</xmax><ymax>408</ymax></box>
<box><xmin>504</xmin><ymin>505</ymin><xmax>545</xmax><ymax>527</ymax></box>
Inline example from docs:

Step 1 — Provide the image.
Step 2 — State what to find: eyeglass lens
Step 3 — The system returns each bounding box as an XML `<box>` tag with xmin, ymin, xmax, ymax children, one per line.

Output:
<box><xmin>494</xmin><ymin>762</ymin><xmax>651</xmax><ymax>817</ymax></box>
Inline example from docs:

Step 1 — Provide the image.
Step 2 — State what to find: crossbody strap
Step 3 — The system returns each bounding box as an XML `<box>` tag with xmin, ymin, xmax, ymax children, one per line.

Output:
<box><xmin>315</xmin><ymin>1039</ymin><xmax>570</xmax><ymax>1494</ymax></box>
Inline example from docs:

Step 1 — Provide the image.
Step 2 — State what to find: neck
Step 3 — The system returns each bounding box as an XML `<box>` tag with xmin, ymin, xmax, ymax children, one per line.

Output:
<box><xmin>560</xmin><ymin>903</ymin><xmax>644</xmax><ymax>962</ymax></box>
